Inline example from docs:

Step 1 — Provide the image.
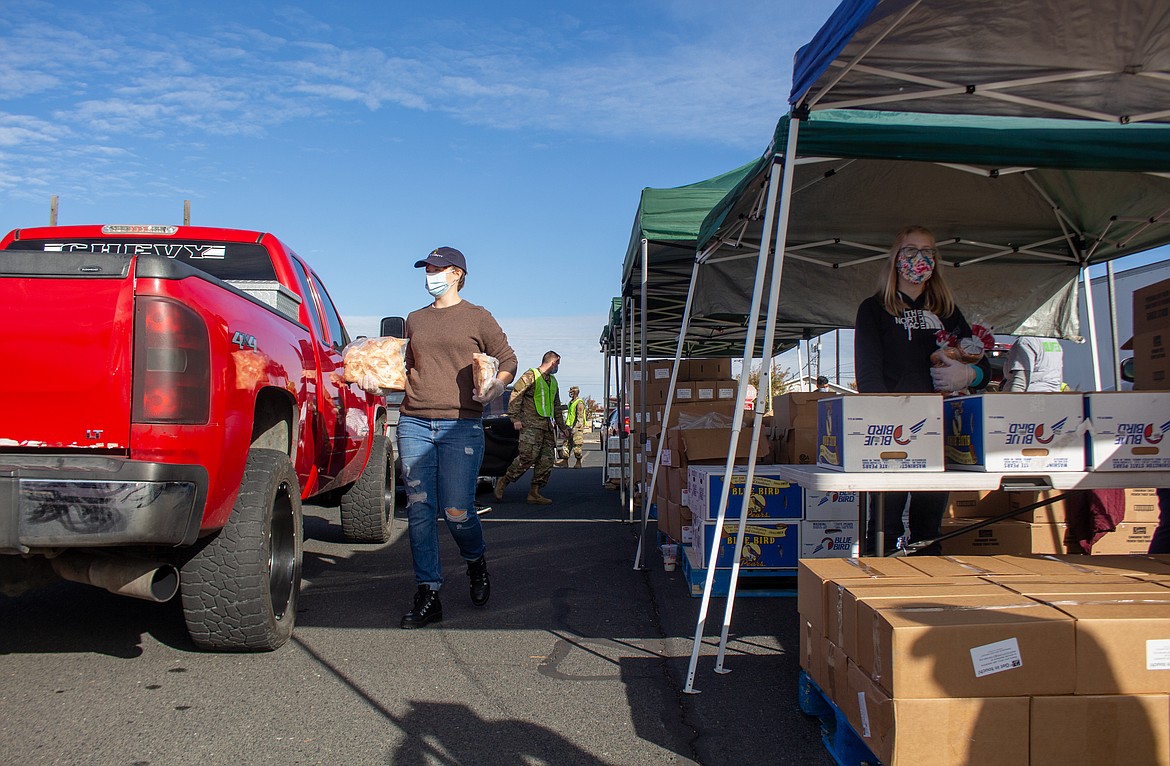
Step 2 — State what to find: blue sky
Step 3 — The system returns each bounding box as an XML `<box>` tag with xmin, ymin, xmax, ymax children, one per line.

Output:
<box><xmin>0</xmin><ymin>0</ymin><xmax>839</xmax><ymax>402</ymax></box>
<box><xmin>5</xmin><ymin>1</ymin><xmax>1166</xmax><ymax>404</ymax></box>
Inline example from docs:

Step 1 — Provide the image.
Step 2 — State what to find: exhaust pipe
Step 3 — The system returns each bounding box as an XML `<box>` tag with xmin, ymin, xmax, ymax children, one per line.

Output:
<box><xmin>51</xmin><ymin>554</ymin><xmax>179</xmax><ymax>603</ymax></box>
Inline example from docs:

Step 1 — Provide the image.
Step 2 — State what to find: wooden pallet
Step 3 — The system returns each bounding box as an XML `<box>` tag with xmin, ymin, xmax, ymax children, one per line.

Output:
<box><xmin>797</xmin><ymin>670</ymin><xmax>883</xmax><ymax>766</ymax></box>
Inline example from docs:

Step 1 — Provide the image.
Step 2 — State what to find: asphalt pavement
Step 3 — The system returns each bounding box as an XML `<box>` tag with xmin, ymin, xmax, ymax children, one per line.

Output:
<box><xmin>0</xmin><ymin>434</ymin><xmax>833</xmax><ymax>766</ymax></box>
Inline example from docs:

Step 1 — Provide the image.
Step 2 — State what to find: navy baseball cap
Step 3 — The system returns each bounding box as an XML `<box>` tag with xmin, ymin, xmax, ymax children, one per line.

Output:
<box><xmin>415</xmin><ymin>246</ymin><xmax>467</xmax><ymax>272</ymax></box>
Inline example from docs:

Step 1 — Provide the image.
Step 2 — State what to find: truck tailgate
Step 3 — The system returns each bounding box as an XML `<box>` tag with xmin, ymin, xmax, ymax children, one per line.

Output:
<box><xmin>0</xmin><ymin>251</ymin><xmax>134</xmax><ymax>450</ymax></box>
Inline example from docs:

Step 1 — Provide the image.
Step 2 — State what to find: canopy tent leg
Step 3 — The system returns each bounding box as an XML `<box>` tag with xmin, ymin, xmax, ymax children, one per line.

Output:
<box><xmin>626</xmin><ymin>297</ymin><xmax>636</xmax><ymax>520</ymax></box>
<box><xmin>1107</xmin><ymin>261</ymin><xmax>1121</xmax><ymax>390</ymax></box>
<box><xmin>603</xmin><ymin>343</ymin><xmax>612</xmax><ymax>486</ymax></box>
<box><xmin>683</xmin><ymin>154</ymin><xmax>786</xmax><ymax>695</ymax></box>
<box><xmin>716</xmin><ymin>114</ymin><xmax>803</xmax><ymax>674</ymax></box>
<box><xmin>635</xmin><ymin>239</ymin><xmax>650</xmax><ymax>566</ymax></box>
<box><xmin>1082</xmin><ymin>265</ymin><xmax>1103</xmax><ymax>391</ymax></box>
<box><xmin>634</xmin><ymin>251</ymin><xmax>701</xmax><ymax>569</ymax></box>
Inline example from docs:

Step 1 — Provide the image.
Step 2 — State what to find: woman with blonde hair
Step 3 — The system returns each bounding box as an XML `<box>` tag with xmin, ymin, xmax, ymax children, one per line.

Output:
<box><xmin>854</xmin><ymin>225</ymin><xmax>991</xmax><ymax>554</ymax></box>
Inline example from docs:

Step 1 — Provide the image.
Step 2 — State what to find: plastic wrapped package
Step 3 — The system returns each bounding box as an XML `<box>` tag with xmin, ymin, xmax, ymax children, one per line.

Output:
<box><xmin>342</xmin><ymin>337</ymin><xmax>409</xmax><ymax>395</ymax></box>
<box><xmin>472</xmin><ymin>353</ymin><xmax>500</xmax><ymax>400</ymax></box>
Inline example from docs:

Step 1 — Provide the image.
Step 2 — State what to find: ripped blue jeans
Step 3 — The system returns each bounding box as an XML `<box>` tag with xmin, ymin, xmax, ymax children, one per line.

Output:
<box><xmin>397</xmin><ymin>415</ymin><xmax>486</xmax><ymax>589</ymax></box>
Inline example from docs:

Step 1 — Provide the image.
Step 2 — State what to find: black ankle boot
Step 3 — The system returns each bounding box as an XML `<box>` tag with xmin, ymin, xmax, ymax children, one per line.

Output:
<box><xmin>401</xmin><ymin>585</ymin><xmax>442</xmax><ymax>629</ymax></box>
<box><xmin>467</xmin><ymin>556</ymin><xmax>490</xmax><ymax>607</ymax></box>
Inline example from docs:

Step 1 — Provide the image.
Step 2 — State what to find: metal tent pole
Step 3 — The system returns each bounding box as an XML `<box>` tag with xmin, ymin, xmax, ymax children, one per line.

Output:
<box><xmin>635</xmin><ymin>253</ymin><xmax>701</xmax><ymax>569</ymax></box>
<box><xmin>603</xmin><ymin>339</ymin><xmax>612</xmax><ymax>486</ymax></box>
<box><xmin>626</xmin><ymin>297</ymin><xmax>636</xmax><ymax>520</ymax></box>
<box><xmin>1107</xmin><ymin>261</ymin><xmax>1121</xmax><ymax>391</ymax></box>
<box><xmin>1082</xmin><ymin>265</ymin><xmax>1103</xmax><ymax>391</ymax></box>
<box><xmin>636</xmin><ymin>241</ymin><xmax>650</xmax><ymax>554</ymax></box>
<box><xmin>683</xmin><ymin>156</ymin><xmax>784</xmax><ymax>695</ymax></box>
<box><xmin>715</xmin><ymin>114</ymin><xmax>802</xmax><ymax>673</ymax></box>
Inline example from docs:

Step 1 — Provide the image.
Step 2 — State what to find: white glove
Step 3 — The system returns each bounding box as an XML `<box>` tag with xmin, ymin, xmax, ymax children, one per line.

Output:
<box><xmin>472</xmin><ymin>377</ymin><xmax>506</xmax><ymax>403</ymax></box>
<box><xmin>930</xmin><ymin>356</ymin><xmax>975</xmax><ymax>393</ymax></box>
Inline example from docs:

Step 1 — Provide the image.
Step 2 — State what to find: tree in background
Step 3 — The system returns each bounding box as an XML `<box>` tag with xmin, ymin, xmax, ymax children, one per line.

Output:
<box><xmin>584</xmin><ymin>396</ymin><xmax>604</xmax><ymax>420</ymax></box>
<box><xmin>743</xmin><ymin>362</ymin><xmax>795</xmax><ymax>400</ymax></box>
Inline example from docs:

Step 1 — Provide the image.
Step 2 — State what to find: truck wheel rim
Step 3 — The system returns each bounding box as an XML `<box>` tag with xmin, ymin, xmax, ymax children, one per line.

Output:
<box><xmin>269</xmin><ymin>479</ymin><xmax>297</xmax><ymax>620</ymax></box>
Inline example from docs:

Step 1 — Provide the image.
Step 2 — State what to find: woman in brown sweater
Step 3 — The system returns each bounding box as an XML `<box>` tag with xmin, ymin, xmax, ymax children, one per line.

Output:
<box><xmin>397</xmin><ymin>247</ymin><xmax>517</xmax><ymax>628</ymax></box>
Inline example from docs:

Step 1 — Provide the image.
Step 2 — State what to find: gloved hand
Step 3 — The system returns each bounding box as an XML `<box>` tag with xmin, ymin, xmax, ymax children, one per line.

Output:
<box><xmin>930</xmin><ymin>356</ymin><xmax>975</xmax><ymax>393</ymax></box>
<box><xmin>472</xmin><ymin>377</ymin><xmax>506</xmax><ymax>403</ymax></box>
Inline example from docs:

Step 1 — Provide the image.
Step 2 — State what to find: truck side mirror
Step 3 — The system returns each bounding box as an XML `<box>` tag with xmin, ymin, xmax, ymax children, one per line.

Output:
<box><xmin>1120</xmin><ymin>357</ymin><xmax>1135</xmax><ymax>384</ymax></box>
<box><xmin>380</xmin><ymin>316</ymin><xmax>406</xmax><ymax>338</ymax></box>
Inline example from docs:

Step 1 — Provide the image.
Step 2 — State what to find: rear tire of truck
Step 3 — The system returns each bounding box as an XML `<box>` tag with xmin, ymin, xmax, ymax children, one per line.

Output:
<box><xmin>179</xmin><ymin>449</ymin><xmax>302</xmax><ymax>651</ymax></box>
<box><xmin>339</xmin><ymin>433</ymin><xmax>394</xmax><ymax>543</ymax></box>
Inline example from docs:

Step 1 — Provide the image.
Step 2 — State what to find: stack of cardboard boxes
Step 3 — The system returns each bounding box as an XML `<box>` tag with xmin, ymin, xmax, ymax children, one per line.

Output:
<box><xmin>799</xmin><ymin>553</ymin><xmax>1170</xmax><ymax>765</ymax></box>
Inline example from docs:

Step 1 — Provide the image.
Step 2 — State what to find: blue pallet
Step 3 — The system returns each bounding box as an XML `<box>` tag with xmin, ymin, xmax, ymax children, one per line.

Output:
<box><xmin>679</xmin><ymin>546</ymin><xmax>797</xmax><ymax>598</ymax></box>
<box><xmin>797</xmin><ymin>670</ymin><xmax>883</xmax><ymax>766</ymax></box>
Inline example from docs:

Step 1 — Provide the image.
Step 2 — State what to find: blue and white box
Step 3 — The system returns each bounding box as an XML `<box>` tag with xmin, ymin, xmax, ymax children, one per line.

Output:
<box><xmin>691</xmin><ymin>520</ymin><xmax>798</xmax><ymax>569</ymax></box>
<box><xmin>1085</xmin><ymin>392</ymin><xmax>1170</xmax><ymax>471</ymax></box>
<box><xmin>799</xmin><ymin>519</ymin><xmax>860</xmax><ymax>559</ymax></box>
<box><xmin>944</xmin><ymin>393</ymin><xmax>1085</xmax><ymax>472</ymax></box>
<box><xmin>803</xmin><ymin>489</ymin><xmax>862</xmax><ymax>521</ymax></box>
<box><xmin>817</xmin><ymin>394</ymin><xmax>944</xmax><ymax>472</ymax></box>
<box><xmin>687</xmin><ymin>464</ymin><xmax>803</xmax><ymax>521</ymax></box>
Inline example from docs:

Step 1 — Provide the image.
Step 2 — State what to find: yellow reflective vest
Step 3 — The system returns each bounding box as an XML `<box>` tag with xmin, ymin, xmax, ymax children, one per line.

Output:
<box><xmin>531</xmin><ymin>368</ymin><xmax>558</xmax><ymax>417</ymax></box>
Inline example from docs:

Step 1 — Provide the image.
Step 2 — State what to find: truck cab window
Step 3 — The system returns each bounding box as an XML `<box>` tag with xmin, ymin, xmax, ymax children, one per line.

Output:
<box><xmin>310</xmin><ymin>271</ymin><xmax>349</xmax><ymax>351</ymax></box>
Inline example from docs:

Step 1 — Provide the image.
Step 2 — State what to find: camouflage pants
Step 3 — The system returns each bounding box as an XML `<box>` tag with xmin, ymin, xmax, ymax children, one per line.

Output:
<box><xmin>503</xmin><ymin>423</ymin><xmax>557</xmax><ymax>487</ymax></box>
<box><xmin>562</xmin><ymin>426</ymin><xmax>586</xmax><ymax>460</ymax></box>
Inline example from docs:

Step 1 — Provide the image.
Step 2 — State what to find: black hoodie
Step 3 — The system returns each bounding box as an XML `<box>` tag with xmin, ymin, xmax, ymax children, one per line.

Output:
<box><xmin>854</xmin><ymin>291</ymin><xmax>991</xmax><ymax>394</ymax></box>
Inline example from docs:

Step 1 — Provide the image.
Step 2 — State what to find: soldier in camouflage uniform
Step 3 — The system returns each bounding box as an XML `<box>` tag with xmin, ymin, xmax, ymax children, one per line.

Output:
<box><xmin>494</xmin><ymin>351</ymin><xmax>569</xmax><ymax>505</ymax></box>
<box><xmin>559</xmin><ymin>386</ymin><xmax>587</xmax><ymax>468</ymax></box>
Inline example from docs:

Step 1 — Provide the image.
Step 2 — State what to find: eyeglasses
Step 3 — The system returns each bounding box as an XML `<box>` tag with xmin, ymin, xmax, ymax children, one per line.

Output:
<box><xmin>898</xmin><ymin>246</ymin><xmax>937</xmax><ymax>260</ymax></box>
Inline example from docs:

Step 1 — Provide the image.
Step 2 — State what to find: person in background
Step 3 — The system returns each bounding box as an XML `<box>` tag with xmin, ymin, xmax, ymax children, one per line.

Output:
<box><xmin>854</xmin><ymin>225</ymin><xmax>991</xmax><ymax>555</ymax></box>
<box><xmin>398</xmin><ymin>247</ymin><xmax>517</xmax><ymax>629</ymax></box>
<box><xmin>815</xmin><ymin>375</ymin><xmax>830</xmax><ymax>392</ymax></box>
<box><xmin>1004</xmin><ymin>336</ymin><xmax>1065</xmax><ymax>391</ymax></box>
<box><xmin>560</xmin><ymin>385</ymin><xmax>587</xmax><ymax>468</ymax></box>
<box><xmin>495</xmin><ymin>351</ymin><xmax>570</xmax><ymax>504</ymax></box>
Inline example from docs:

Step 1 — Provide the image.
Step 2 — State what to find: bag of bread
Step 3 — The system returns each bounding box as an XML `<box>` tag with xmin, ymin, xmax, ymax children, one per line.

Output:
<box><xmin>472</xmin><ymin>352</ymin><xmax>500</xmax><ymax>400</ymax></box>
<box><xmin>342</xmin><ymin>336</ymin><xmax>409</xmax><ymax>395</ymax></box>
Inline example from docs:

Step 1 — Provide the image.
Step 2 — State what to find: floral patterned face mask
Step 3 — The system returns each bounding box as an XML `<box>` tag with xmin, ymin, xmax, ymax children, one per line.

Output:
<box><xmin>896</xmin><ymin>245</ymin><xmax>936</xmax><ymax>284</ymax></box>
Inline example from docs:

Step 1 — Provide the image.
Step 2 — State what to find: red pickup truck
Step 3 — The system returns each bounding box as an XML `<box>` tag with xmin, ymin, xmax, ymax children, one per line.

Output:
<box><xmin>0</xmin><ymin>224</ymin><xmax>394</xmax><ymax>651</ymax></box>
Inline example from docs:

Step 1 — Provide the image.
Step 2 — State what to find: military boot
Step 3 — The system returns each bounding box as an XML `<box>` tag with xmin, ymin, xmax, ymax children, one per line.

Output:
<box><xmin>400</xmin><ymin>585</ymin><xmax>442</xmax><ymax>629</ymax></box>
<box><xmin>526</xmin><ymin>486</ymin><xmax>553</xmax><ymax>505</ymax></box>
<box><xmin>493</xmin><ymin>477</ymin><xmax>509</xmax><ymax>501</ymax></box>
<box><xmin>467</xmin><ymin>556</ymin><xmax>490</xmax><ymax>606</ymax></box>
<box><xmin>574</xmin><ymin>457</ymin><xmax>583</xmax><ymax>468</ymax></box>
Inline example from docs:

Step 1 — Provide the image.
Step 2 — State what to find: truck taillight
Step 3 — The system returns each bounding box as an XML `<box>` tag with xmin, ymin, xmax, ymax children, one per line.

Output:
<box><xmin>132</xmin><ymin>297</ymin><xmax>211</xmax><ymax>424</ymax></box>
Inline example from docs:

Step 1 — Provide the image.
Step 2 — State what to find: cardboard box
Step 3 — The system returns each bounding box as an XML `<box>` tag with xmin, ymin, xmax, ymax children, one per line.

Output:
<box><xmin>1044</xmin><ymin>594</ymin><xmax>1170</xmax><ymax>694</ymax></box>
<box><xmin>1084</xmin><ymin>391</ymin><xmax>1170</xmax><ymax>471</ymax></box>
<box><xmin>672</xmin><ymin>382</ymin><xmax>695</xmax><ymax>402</ymax></box>
<box><xmin>803</xmin><ymin>488</ymin><xmax>863</xmax><ymax>521</ymax></box>
<box><xmin>1007</xmin><ymin>489</ymin><xmax>1073</xmax><ymax>523</ymax></box>
<box><xmin>857</xmin><ymin>592</ymin><xmax>1077</xmax><ymax>698</ymax></box>
<box><xmin>713</xmin><ymin>380</ymin><xmax>737</xmax><ymax>401</ymax></box>
<box><xmin>691</xmin><ymin>520</ymin><xmax>797</xmax><ymax>569</ymax></box>
<box><xmin>687</xmin><ymin>465</ymin><xmax>802</xmax><ymax>521</ymax></box>
<box><xmin>817</xmin><ymin>394</ymin><xmax>944</xmax><ymax>472</ymax></box>
<box><xmin>677</xmin><ymin>426</ymin><xmax>769</xmax><ymax>462</ymax></box>
<box><xmin>1030</xmin><ymin>694</ymin><xmax>1170</xmax><ymax>766</ymax></box>
<box><xmin>843</xmin><ymin>661</ymin><xmax>1030</xmax><ymax>766</ymax></box>
<box><xmin>944</xmin><ymin>393</ymin><xmax>1085</xmax><ymax>472</ymax></box>
<box><xmin>664</xmin><ymin>401</ymin><xmax>735</xmax><ymax>428</ymax></box>
<box><xmin>1090</xmin><ymin>521</ymin><xmax>1155</xmax><ymax>554</ymax></box>
<box><xmin>998</xmin><ymin>553</ymin><xmax>1170</xmax><ymax>577</ymax></box>
<box><xmin>829</xmin><ymin>579</ymin><xmax>1008</xmax><ymax>662</ymax></box>
<box><xmin>797</xmin><ymin>557</ymin><xmax>928</xmax><ymax>639</ymax></box>
<box><xmin>1135</xmin><ymin>277</ymin><xmax>1170</xmax><ymax>335</ymax></box>
<box><xmin>778</xmin><ymin>426</ymin><xmax>819</xmax><ymax>465</ymax></box>
<box><xmin>677</xmin><ymin>357</ymin><xmax>731</xmax><ymax>381</ymax></box>
<box><xmin>937</xmin><ymin>518</ymin><xmax>1067</xmax><ymax>555</ymax></box>
<box><xmin>1133</xmin><ymin>331</ymin><xmax>1170</xmax><ymax>390</ymax></box>
<box><xmin>946</xmin><ymin>490</ymin><xmax>1010</xmax><ymax>519</ymax></box>
<box><xmin>772</xmin><ymin>391</ymin><xmax>834</xmax><ymax>431</ymax></box>
<box><xmin>799</xmin><ymin>519</ymin><xmax>860</xmax><ymax>560</ymax></box>
<box><xmin>1126</xmin><ymin>487</ymin><xmax>1162</xmax><ymax>521</ymax></box>
<box><xmin>900</xmin><ymin>555</ymin><xmax>1038</xmax><ymax>578</ymax></box>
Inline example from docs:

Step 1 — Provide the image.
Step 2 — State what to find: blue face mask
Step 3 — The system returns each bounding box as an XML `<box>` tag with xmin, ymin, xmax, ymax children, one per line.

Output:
<box><xmin>425</xmin><ymin>271</ymin><xmax>451</xmax><ymax>297</ymax></box>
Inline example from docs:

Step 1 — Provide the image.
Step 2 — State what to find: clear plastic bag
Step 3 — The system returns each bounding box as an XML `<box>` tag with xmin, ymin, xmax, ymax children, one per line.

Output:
<box><xmin>342</xmin><ymin>337</ymin><xmax>409</xmax><ymax>395</ymax></box>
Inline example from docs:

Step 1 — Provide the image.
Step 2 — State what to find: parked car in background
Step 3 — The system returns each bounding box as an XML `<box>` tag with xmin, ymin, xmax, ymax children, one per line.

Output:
<box><xmin>607</xmin><ymin>406</ymin><xmax>630</xmax><ymax>437</ymax></box>
<box><xmin>479</xmin><ymin>387</ymin><xmax>520</xmax><ymax>482</ymax></box>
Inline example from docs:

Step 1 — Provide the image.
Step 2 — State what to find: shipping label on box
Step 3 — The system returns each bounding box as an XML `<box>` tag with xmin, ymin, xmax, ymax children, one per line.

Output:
<box><xmin>687</xmin><ymin>464</ymin><xmax>803</xmax><ymax>521</ymax></box>
<box><xmin>817</xmin><ymin>394</ymin><xmax>944</xmax><ymax>472</ymax></box>
<box><xmin>799</xmin><ymin>519</ymin><xmax>860</xmax><ymax>559</ymax></box>
<box><xmin>1085</xmin><ymin>392</ymin><xmax>1170</xmax><ymax>471</ymax></box>
<box><xmin>804</xmin><ymin>489</ymin><xmax>863</xmax><ymax>521</ymax></box>
<box><xmin>692</xmin><ymin>520</ymin><xmax>798</xmax><ymax>569</ymax></box>
<box><xmin>944</xmin><ymin>393</ymin><xmax>1085</xmax><ymax>472</ymax></box>
<box><xmin>1125</xmin><ymin>488</ymin><xmax>1161</xmax><ymax>522</ymax></box>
